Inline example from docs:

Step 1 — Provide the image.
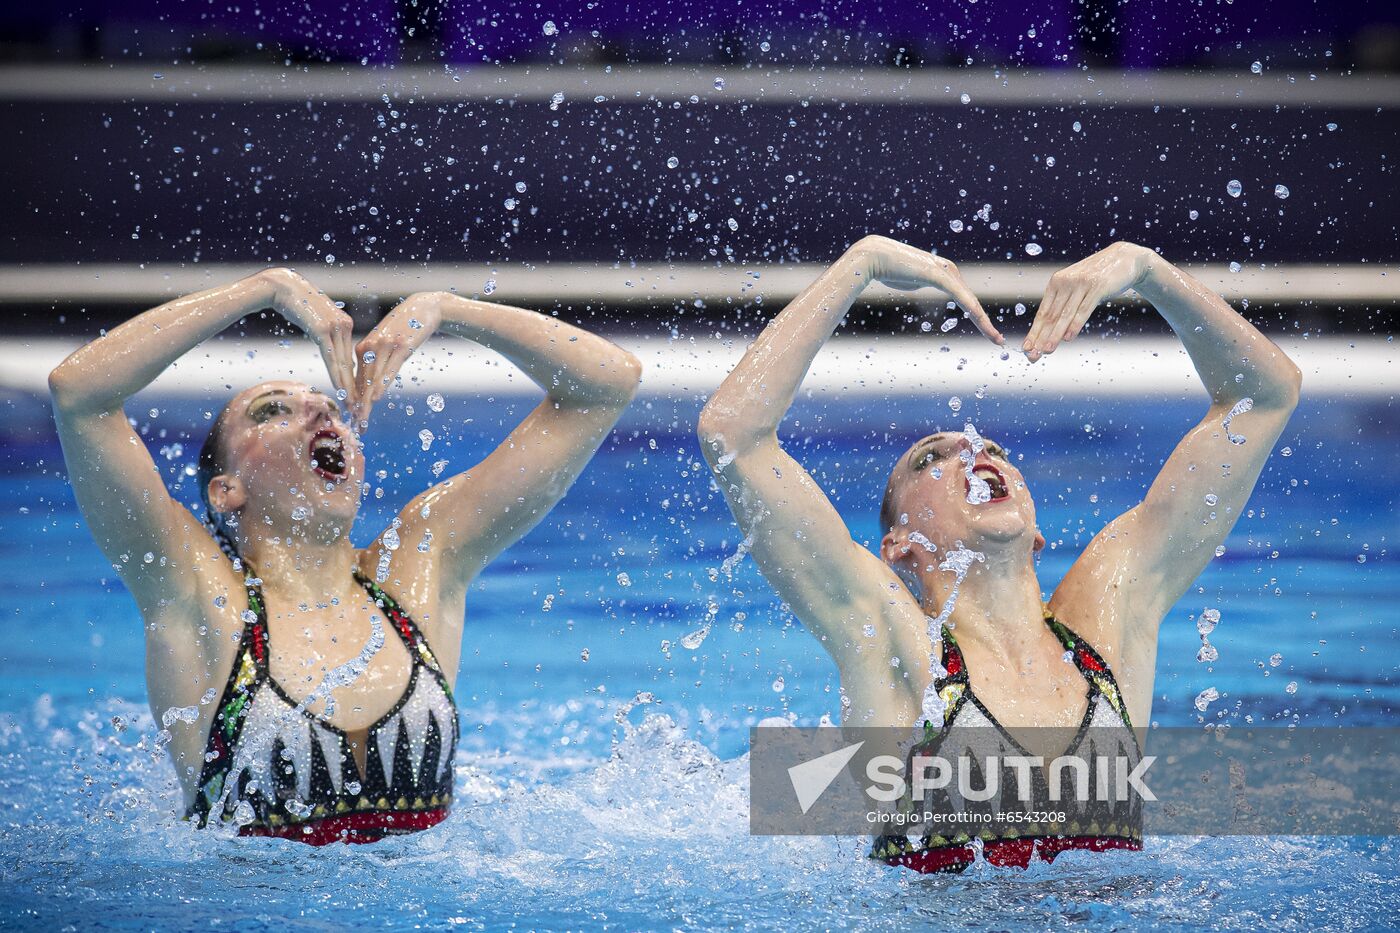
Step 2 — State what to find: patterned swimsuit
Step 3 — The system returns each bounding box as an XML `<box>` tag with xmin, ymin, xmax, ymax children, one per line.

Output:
<box><xmin>188</xmin><ymin>566</ymin><xmax>459</xmax><ymax>845</ymax></box>
<box><xmin>871</xmin><ymin>605</ymin><xmax>1144</xmax><ymax>872</ymax></box>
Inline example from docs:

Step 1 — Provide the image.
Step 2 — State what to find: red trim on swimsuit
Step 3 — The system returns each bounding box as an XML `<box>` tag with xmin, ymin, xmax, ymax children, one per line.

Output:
<box><xmin>240</xmin><ymin>807</ymin><xmax>449</xmax><ymax>846</ymax></box>
<box><xmin>884</xmin><ymin>835</ymin><xmax>1143</xmax><ymax>873</ymax></box>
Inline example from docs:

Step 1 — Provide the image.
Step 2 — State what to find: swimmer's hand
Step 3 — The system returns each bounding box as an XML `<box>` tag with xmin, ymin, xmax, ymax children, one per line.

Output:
<box><xmin>1023</xmin><ymin>241</ymin><xmax>1153</xmax><ymax>362</ymax></box>
<box><xmin>259</xmin><ymin>268</ymin><xmax>358</xmax><ymax>400</ymax></box>
<box><xmin>851</xmin><ymin>235</ymin><xmax>1002</xmax><ymax>344</ymax></box>
<box><xmin>350</xmin><ymin>293</ymin><xmax>443</xmax><ymax>426</ymax></box>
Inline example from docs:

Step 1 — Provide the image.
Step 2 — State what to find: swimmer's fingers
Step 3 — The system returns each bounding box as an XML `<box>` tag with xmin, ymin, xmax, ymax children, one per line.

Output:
<box><xmin>312</xmin><ymin>310</ymin><xmax>357</xmax><ymax>404</ymax></box>
<box><xmin>1060</xmin><ymin>290</ymin><xmax>1104</xmax><ymax>344</ymax></box>
<box><xmin>1022</xmin><ymin>284</ymin><xmax>1064</xmax><ymax>362</ymax></box>
<box><xmin>1027</xmin><ymin>266</ymin><xmax>1090</xmax><ymax>359</ymax></box>
<box><xmin>935</xmin><ymin>268</ymin><xmax>1002</xmax><ymax>345</ymax></box>
<box><xmin>352</xmin><ymin>334</ymin><xmax>388</xmax><ymax>427</ymax></box>
<box><xmin>1043</xmin><ymin>287</ymin><xmax>1096</xmax><ymax>354</ymax></box>
<box><xmin>946</xmin><ymin>275</ymin><xmax>1002</xmax><ymax>344</ymax></box>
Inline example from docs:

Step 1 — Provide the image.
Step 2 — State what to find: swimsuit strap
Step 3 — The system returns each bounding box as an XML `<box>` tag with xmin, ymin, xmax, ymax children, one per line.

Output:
<box><xmin>352</xmin><ymin>568</ymin><xmax>449</xmax><ymax>684</ymax></box>
<box><xmin>1040</xmin><ymin>605</ymin><xmax>1134</xmax><ymax>730</ymax></box>
<box><xmin>930</xmin><ymin>605</ymin><xmax>1134</xmax><ymax>731</ymax></box>
<box><xmin>238</xmin><ymin>563</ymin><xmax>272</xmax><ymax>673</ymax></box>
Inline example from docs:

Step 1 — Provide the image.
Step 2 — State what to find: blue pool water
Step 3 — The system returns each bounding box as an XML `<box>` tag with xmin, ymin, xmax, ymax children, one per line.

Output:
<box><xmin>1</xmin><ymin>386</ymin><xmax>1396</xmax><ymax>930</ymax></box>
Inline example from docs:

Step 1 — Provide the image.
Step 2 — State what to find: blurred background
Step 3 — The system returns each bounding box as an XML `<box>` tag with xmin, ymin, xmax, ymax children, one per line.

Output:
<box><xmin>1</xmin><ymin>0</ymin><xmax>1397</xmax><ymax>341</ymax></box>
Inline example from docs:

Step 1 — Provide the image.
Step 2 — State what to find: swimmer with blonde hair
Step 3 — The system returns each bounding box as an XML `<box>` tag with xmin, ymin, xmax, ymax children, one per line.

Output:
<box><xmin>699</xmin><ymin>236</ymin><xmax>1300</xmax><ymax>871</ymax></box>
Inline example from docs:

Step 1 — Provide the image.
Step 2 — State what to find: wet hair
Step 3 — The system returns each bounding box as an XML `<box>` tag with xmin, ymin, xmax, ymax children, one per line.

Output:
<box><xmin>196</xmin><ymin>402</ymin><xmax>243</xmax><ymax>567</ymax></box>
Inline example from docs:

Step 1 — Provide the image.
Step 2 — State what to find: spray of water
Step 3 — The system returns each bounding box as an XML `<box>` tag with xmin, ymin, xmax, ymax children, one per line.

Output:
<box><xmin>920</xmin><ymin>544</ymin><xmax>985</xmax><ymax>724</ymax></box>
<box><xmin>959</xmin><ymin>423</ymin><xmax>992</xmax><ymax>504</ymax></box>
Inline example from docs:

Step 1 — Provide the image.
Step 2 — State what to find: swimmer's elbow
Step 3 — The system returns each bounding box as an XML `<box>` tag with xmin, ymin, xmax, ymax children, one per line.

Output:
<box><xmin>697</xmin><ymin>400</ymin><xmax>768</xmax><ymax>467</ymax></box>
<box><xmin>47</xmin><ymin>363</ymin><xmax>83</xmax><ymax>411</ymax></box>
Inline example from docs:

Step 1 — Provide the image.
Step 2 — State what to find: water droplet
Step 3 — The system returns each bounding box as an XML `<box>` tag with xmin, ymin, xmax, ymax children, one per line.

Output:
<box><xmin>1269</xmin><ymin>653</ymin><xmax>1283</xmax><ymax>667</ymax></box>
<box><xmin>324</xmin><ymin>254</ymin><xmax>335</xmax><ymax>264</ymax></box>
<box><xmin>515</xmin><ymin>181</ymin><xmax>527</xmax><ymax>193</ymax></box>
<box><xmin>959</xmin><ymin>92</ymin><xmax>971</xmax><ymax>104</ymax></box>
<box><xmin>1189</xmin><ymin>209</ymin><xmax>1199</xmax><ymax>220</ymax></box>
<box><xmin>771</xmin><ymin>675</ymin><xmax>785</xmax><ymax>692</ymax></box>
<box><xmin>1226</xmin><ymin>179</ymin><xmax>1243</xmax><ymax>198</ymax></box>
<box><xmin>1014</xmin><ymin>302</ymin><xmax>1027</xmax><ymax>316</ymax></box>
<box><xmin>504</xmin><ymin>198</ymin><xmax>517</xmax><ymax>210</ymax></box>
<box><xmin>666</xmin><ymin>156</ymin><xmax>679</xmax><ymax>169</ymax></box>
<box><xmin>549</xmin><ymin>91</ymin><xmax>564</xmax><ymax>110</ymax></box>
<box><xmin>1250</xmin><ymin>61</ymin><xmax>1263</xmax><ymax>74</ymax></box>
<box><xmin>1025</xmin><ymin>242</ymin><xmax>1043</xmax><ymax>256</ymax></box>
<box><xmin>713</xmin><ymin>77</ymin><xmax>725</xmax><ymax>91</ymax></box>
<box><xmin>784</xmin><ymin>174</ymin><xmax>795</xmax><ymax>183</ymax></box>
<box><xmin>1197</xmin><ymin>608</ymin><xmax>1221</xmax><ymax>635</ymax></box>
<box><xmin>1281</xmin><ymin>446</ymin><xmax>1292</xmax><ymax>457</ymax></box>
<box><xmin>1274</xmin><ymin>184</ymin><xmax>1290</xmax><ymax>199</ymax></box>
<box><xmin>1045</xmin><ymin>155</ymin><xmax>1056</xmax><ymax>167</ymax></box>
<box><xmin>1229</xmin><ymin>261</ymin><xmax>1242</xmax><ymax>273</ymax></box>
<box><xmin>483</xmin><ymin>279</ymin><xmax>497</xmax><ymax>295</ymax></box>
<box><xmin>615</xmin><ymin>571</ymin><xmax>632</xmax><ymax>587</ymax></box>
<box><xmin>1326</xmin><ymin>122</ymin><xmax>1338</xmax><ymax>132</ymax></box>
<box><xmin>680</xmin><ymin>624</ymin><xmax>710</xmax><ymax>650</ymax></box>
<box><xmin>948</xmin><ymin>396</ymin><xmax>962</xmax><ymax>413</ymax></box>
<box><xmin>1204</xmin><ymin>493</ymin><xmax>1219</xmax><ymax>506</ymax></box>
<box><xmin>1194</xmin><ymin>687</ymin><xmax>1220</xmax><ymax>711</ymax></box>
<box><xmin>1072</xmin><ymin>121</ymin><xmax>1082</xmax><ymax>132</ymax></box>
<box><xmin>426</xmin><ymin>392</ymin><xmax>444</xmax><ymax>412</ymax></box>
<box><xmin>291</xmin><ymin>506</ymin><xmax>310</xmax><ymax>521</ymax></box>
<box><xmin>418</xmin><ymin>429</ymin><xmax>435</xmax><ymax>451</ymax></box>
<box><xmin>542</xmin><ymin>20</ymin><xmax>557</xmax><ymax>36</ymax></box>
<box><xmin>940</xmin><ymin>318</ymin><xmax>958</xmax><ymax>333</ymax></box>
<box><xmin>760</xmin><ymin>40</ymin><xmax>771</xmax><ymax>52</ymax></box>
<box><xmin>1197</xmin><ymin>643</ymin><xmax>1218</xmax><ymax>663</ymax></box>
<box><xmin>727</xmin><ymin>217</ymin><xmax>739</xmax><ymax>231</ymax></box>
<box><xmin>213</xmin><ymin>595</ymin><xmax>227</xmax><ymax>608</ymax></box>
<box><xmin>949</xmin><ymin>219</ymin><xmax>964</xmax><ymax>232</ymax></box>
<box><xmin>1285</xmin><ymin>681</ymin><xmax>1298</xmax><ymax>694</ymax></box>
<box><xmin>361</xmin><ymin>350</ymin><xmax>377</xmax><ymax>364</ymax></box>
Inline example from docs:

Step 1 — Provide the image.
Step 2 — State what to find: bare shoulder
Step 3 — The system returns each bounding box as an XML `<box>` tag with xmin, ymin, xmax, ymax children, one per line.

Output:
<box><xmin>1048</xmin><ymin>507</ymin><xmax>1162</xmax><ymax>668</ymax></box>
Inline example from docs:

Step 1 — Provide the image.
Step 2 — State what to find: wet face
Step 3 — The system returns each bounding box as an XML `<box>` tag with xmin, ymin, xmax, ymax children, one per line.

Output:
<box><xmin>206</xmin><ymin>381</ymin><xmax>364</xmax><ymax>535</ymax></box>
<box><xmin>881</xmin><ymin>431</ymin><xmax>1041</xmax><ymax>566</ymax></box>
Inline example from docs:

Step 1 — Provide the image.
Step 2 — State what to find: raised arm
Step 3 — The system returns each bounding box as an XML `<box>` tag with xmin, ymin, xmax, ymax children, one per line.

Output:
<box><xmin>1030</xmin><ymin>242</ymin><xmax>1302</xmax><ymax>627</ymax></box>
<box><xmin>357</xmin><ymin>292</ymin><xmax>641</xmax><ymax>589</ymax></box>
<box><xmin>697</xmin><ymin>236</ymin><xmax>999</xmax><ymax>662</ymax></box>
<box><xmin>48</xmin><ymin>268</ymin><xmax>355</xmax><ymax>611</ymax></box>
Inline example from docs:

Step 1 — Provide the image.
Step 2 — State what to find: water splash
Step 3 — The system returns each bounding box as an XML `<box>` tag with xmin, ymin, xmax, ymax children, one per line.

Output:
<box><xmin>959</xmin><ymin>423</ymin><xmax>992</xmax><ymax>504</ymax></box>
<box><xmin>920</xmin><ymin>544</ymin><xmax>985</xmax><ymax>724</ymax></box>
<box><xmin>288</xmin><ymin>612</ymin><xmax>386</xmax><ymax>720</ymax></box>
<box><xmin>1222</xmin><ymin>397</ymin><xmax>1254</xmax><ymax>445</ymax></box>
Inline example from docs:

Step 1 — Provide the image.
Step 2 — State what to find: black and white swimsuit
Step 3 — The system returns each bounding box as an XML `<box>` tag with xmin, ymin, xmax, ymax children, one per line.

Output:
<box><xmin>871</xmin><ymin>605</ymin><xmax>1144</xmax><ymax>872</ymax></box>
<box><xmin>188</xmin><ymin>566</ymin><xmax>459</xmax><ymax>845</ymax></box>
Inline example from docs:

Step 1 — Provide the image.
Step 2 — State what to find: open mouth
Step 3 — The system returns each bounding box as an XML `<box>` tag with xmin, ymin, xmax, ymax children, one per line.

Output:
<box><xmin>968</xmin><ymin>462</ymin><xmax>1011</xmax><ymax>502</ymax></box>
<box><xmin>308</xmin><ymin>430</ymin><xmax>348</xmax><ymax>482</ymax></box>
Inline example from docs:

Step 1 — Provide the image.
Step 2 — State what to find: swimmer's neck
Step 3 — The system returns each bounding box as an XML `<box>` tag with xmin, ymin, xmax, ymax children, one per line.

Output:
<box><xmin>917</xmin><ymin>548</ymin><xmax>1048</xmax><ymax>659</ymax></box>
<box><xmin>234</xmin><ymin>521</ymin><xmax>359</xmax><ymax>601</ymax></box>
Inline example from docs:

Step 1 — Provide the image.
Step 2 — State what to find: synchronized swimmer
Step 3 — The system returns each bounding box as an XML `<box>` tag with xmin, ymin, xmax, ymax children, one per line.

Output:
<box><xmin>50</xmin><ymin>269</ymin><xmax>640</xmax><ymax>843</ymax></box>
<box><xmin>699</xmin><ymin>236</ymin><xmax>1301</xmax><ymax>871</ymax></box>
<box><xmin>52</xmin><ymin>238</ymin><xmax>1300</xmax><ymax>865</ymax></box>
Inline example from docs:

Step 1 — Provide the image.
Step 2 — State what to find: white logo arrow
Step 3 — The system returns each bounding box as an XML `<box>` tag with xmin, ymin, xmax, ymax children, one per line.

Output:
<box><xmin>788</xmin><ymin>741</ymin><xmax>865</xmax><ymax>814</ymax></box>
